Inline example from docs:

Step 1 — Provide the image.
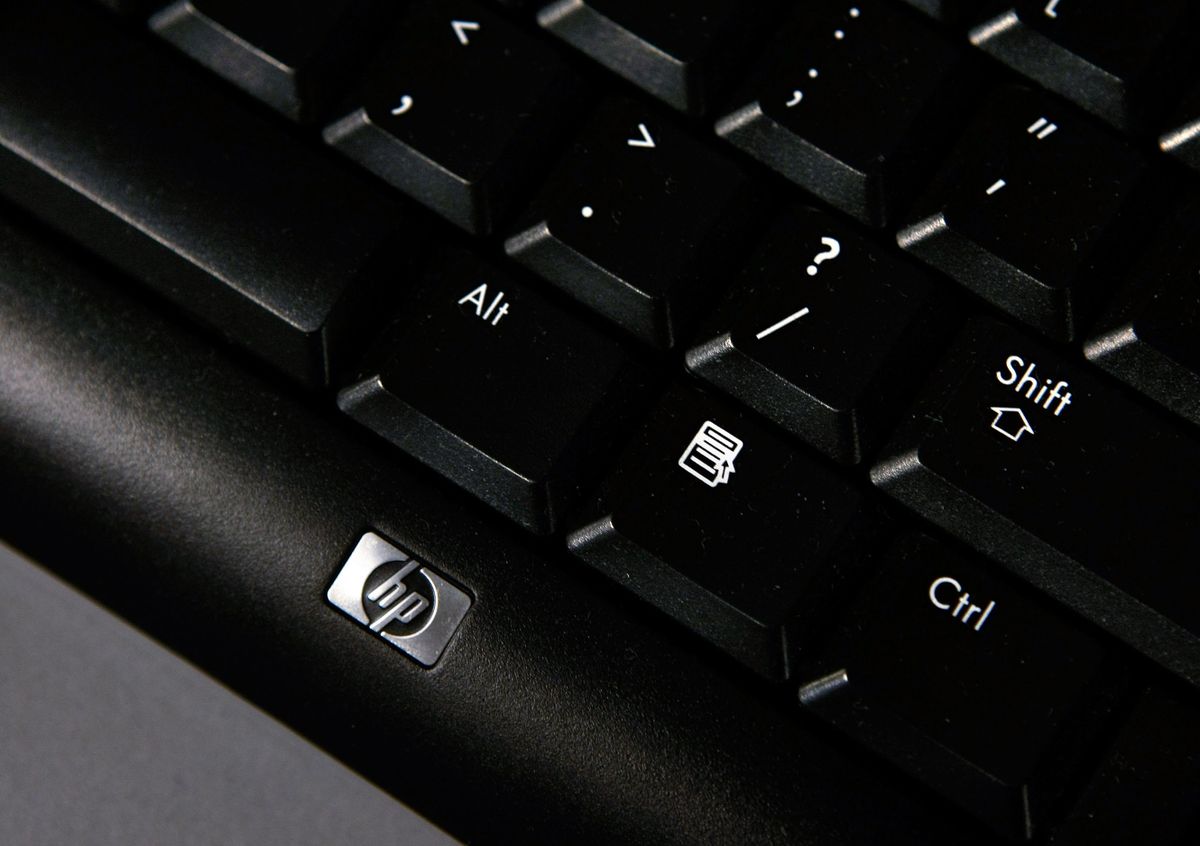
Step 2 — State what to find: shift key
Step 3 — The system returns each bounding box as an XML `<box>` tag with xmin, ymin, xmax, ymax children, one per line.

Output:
<box><xmin>871</xmin><ymin>318</ymin><xmax>1200</xmax><ymax>687</ymax></box>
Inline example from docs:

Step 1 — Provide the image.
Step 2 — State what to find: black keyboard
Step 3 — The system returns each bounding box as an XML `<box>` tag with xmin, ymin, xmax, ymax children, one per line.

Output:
<box><xmin>1</xmin><ymin>1</ymin><xmax>1199</xmax><ymax>844</ymax></box>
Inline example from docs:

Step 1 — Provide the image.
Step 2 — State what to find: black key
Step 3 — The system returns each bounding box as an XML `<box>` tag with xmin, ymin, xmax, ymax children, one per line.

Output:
<box><xmin>567</xmin><ymin>383</ymin><xmax>875</xmax><ymax>678</ymax></box>
<box><xmin>1085</xmin><ymin>205</ymin><xmax>1200</xmax><ymax>427</ymax></box>
<box><xmin>325</xmin><ymin>1</ymin><xmax>581</xmax><ymax>234</ymax></box>
<box><xmin>871</xmin><ymin>318</ymin><xmax>1200</xmax><ymax>687</ymax></box>
<box><xmin>897</xmin><ymin>86</ymin><xmax>1146</xmax><ymax>340</ymax></box>
<box><xmin>339</xmin><ymin>251</ymin><xmax>644</xmax><ymax>535</ymax></box>
<box><xmin>537</xmin><ymin>0</ymin><xmax>769</xmax><ymax>114</ymax></box>
<box><xmin>715</xmin><ymin>0</ymin><xmax>964</xmax><ymax>227</ymax></box>
<box><xmin>505</xmin><ymin>99</ymin><xmax>754</xmax><ymax>347</ymax></box>
<box><xmin>686</xmin><ymin>207</ymin><xmax>945</xmax><ymax>464</ymax></box>
<box><xmin>0</xmin><ymin>3</ymin><xmax>413</xmax><ymax>388</ymax></box>
<box><xmin>1049</xmin><ymin>688</ymin><xmax>1200</xmax><ymax>845</ymax></box>
<box><xmin>799</xmin><ymin>533</ymin><xmax>1116</xmax><ymax>840</ymax></box>
<box><xmin>151</xmin><ymin>0</ymin><xmax>391</xmax><ymax>122</ymax></box>
<box><xmin>970</xmin><ymin>1</ymin><xmax>1196</xmax><ymax>130</ymax></box>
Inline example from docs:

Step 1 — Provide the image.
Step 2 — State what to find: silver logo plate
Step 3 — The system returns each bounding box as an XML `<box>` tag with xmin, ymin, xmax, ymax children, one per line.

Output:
<box><xmin>327</xmin><ymin>532</ymin><xmax>471</xmax><ymax>666</ymax></box>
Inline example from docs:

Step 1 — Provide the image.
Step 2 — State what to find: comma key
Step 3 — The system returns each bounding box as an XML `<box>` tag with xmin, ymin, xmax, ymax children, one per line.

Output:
<box><xmin>871</xmin><ymin>318</ymin><xmax>1200</xmax><ymax>688</ymax></box>
<box><xmin>799</xmin><ymin>533</ymin><xmax>1120</xmax><ymax>840</ymax></box>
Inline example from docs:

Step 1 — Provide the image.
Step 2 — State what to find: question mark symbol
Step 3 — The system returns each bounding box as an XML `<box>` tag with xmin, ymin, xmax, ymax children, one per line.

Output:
<box><xmin>807</xmin><ymin>237</ymin><xmax>841</xmax><ymax>276</ymax></box>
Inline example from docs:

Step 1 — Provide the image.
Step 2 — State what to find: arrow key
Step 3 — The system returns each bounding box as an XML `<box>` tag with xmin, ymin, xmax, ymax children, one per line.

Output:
<box><xmin>686</xmin><ymin>207</ymin><xmax>948</xmax><ymax>464</ymax></box>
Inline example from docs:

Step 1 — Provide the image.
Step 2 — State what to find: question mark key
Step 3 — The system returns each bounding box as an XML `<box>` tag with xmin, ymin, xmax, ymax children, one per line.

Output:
<box><xmin>684</xmin><ymin>207</ymin><xmax>942</xmax><ymax>463</ymax></box>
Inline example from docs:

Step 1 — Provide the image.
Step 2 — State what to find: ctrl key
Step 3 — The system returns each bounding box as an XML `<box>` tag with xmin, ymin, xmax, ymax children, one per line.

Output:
<box><xmin>798</xmin><ymin>534</ymin><xmax>1120</xmax><ymax>840</ymax></box>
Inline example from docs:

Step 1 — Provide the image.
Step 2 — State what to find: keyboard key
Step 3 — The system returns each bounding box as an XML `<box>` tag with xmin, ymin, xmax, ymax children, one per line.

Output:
<box><xmin>897</xmin><ymin>86</ymin><xmax>1146</xmax><ymax>340</ymax></box>
<box><xmin>151</xmin><ymin>0</ymin><xmax>392</xmax><ymax>122</ymax></box>
<box><xmin>339</xmin><ymin>251</ymin><xmax>644</xmax><ymax>534</ymax></box>
<box><xmin>715</xmin><ymin>0</ymin><xmax>965</xmax><ymax>227</ymax></box>
<box><xmin>326</xmin><ymin>1</ymin><xmax>581</xmax><ymax>234</ymax></box>
<box><xmin>686</xmin><ymin>207</ymin><xmax>946</xmax><ymax>464</ymax></box>
<box><xmin>1085</xmin><ymin>205</ymin><xmax>1200</xmax><ymax>427</ymax></box>
<box><xmin>537</xmin><ymin>0</ymin><xmax>768</xmax><ymax>114</ymax></box>
<box><xmin>970</xmin><ymin>1</ymin><xmax>1197</xmax><ymax>130</ymax></box>
<box><xmin>799</xmin><ymin>533</ymin><xmax>1116</xmax><ymax>839</ymax></box>
<box><xmin>0</xmin><ymin>3</ymin><xmax>414</xmax><ymax>388</ymax></box>
<box><xmin>1049</xmin><ymin>688</ymin><xmax>1200</xmax><ymax>845</ymax></box>
<box><xmin>567</xmin><ymin>382</ymin><xmax>875</xmax><ymax>678</ymax></box>
<box><xmin>871</xmin><ymin>318</ymin><xmax>1200</xmax><ymax>687</ymax></box>
<box><xmin>505</xmin><ymin>99</ymin><xmax>754</xmax><ymax>347</ymax></box>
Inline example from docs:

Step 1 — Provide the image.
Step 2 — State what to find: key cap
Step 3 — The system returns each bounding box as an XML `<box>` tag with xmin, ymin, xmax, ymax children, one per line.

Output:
<box><xmin>871</xmin><ymin>318</ymin><xmax>1200</xmax><ymax>687</ymax></box>
<box><xmin>715</xmin><ymin>0</ymin><xmax>965</xmax><ymax>227</ymax></box>
<box><xmin>685</xmin><ymin>207</ymin><xmax>946</xmax><ymax>464</ymax></box>
<box><xmin>339</xmin><ymin>251</ymin><xmax>644</xmax><ymax>535</ymax></box>
<box><xmin>1085</xmin><ymin>204</ymin><xmax>1200</xmax><ymax>427</ymax></box>
<box><xmin>505</xmin><ymin>99</ymin><xmax>754</xmax><ymax>347</ymax></box>
<box><xmin>0</xmin><ymin>3</ymin><xmax>414</xmax><ymax>388</ymax></box>
<box><xmin>970</xmin><ymin>1</ymin><xmax>1197</xmax><ymax>130</ymax></box>
<box><xmin>151</xmin><ymin>0</ymin><xmax>391</xmax><ymax>122</ymax></box>
<box><xmin>799</xmin><ymin>533</ymin><xmax>1117</xmax><ymax>840</ymax></box>
<box><xmin>896</xmin><ymin>86</ymin><xmax>1147</xmax><ymax>340</ymax></box>
<box><xmin>325</xmin><ymin>1</ymin><xmax>581</xmax><ymax>234</ymax></box>
<box><xmin>567</xmin><ymin>382</ymin><xmax>875</xmax><ymax>679</ymax></box>
<box><xmin>537</xmin><ymin>0</ymin><xmax>768</xmax><ymax>114</ymax></box>
<box><xmin>1049</xmin><ymin>687</ymin><xmax>1200</xmax><ymax>845</ymax></box>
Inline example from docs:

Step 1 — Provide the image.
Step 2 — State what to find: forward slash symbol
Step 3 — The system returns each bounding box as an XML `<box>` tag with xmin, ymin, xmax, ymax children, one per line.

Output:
<box><xmin>755</xmin><ymin>307</ymin><xmax>810</xmax><ymax>340</ymax></box>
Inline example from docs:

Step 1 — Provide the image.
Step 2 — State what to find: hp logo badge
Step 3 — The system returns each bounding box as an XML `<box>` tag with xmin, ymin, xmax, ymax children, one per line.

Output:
<box><xmin>327</xmin><ymin>532</ymin><xmax>471</xmax><ymax>667</ymax></box>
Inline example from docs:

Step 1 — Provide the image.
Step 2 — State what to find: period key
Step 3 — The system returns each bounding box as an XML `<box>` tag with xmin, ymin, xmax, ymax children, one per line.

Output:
<box><xmin>798</xmin><ymin>533</ymin><xmax>1119</xmax><ymax>840</ymax></box>
<box><xmin>871</xmin><ymin>318</ymin><xmax>1200</xmax><ymax>687</ymax></box>
<box><xmin>506</xmin><ymin>98</ymin><xmax>754</xmax><ymax>347</ymax></box>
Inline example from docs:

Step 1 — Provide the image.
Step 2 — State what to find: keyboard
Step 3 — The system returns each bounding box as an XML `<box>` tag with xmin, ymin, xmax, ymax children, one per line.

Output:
<box><xmin>1</xmin><ymin>1</ymin><xmax>1198</xmax><ymax>843</ymax></box>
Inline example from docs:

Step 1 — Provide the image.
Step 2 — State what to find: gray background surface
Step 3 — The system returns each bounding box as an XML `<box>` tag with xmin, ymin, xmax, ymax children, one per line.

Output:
<box><xmin>0</xmin><ymin>541</ymin><xmax>461</xmax><ymax>846</ymax></box>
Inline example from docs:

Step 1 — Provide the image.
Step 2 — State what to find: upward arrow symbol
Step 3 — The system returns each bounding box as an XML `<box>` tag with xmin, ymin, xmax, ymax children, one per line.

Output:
<box><xmin>451</xmin><ymin>20</ymin><xmax>480</xmax><ymax>45</ymax></box>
